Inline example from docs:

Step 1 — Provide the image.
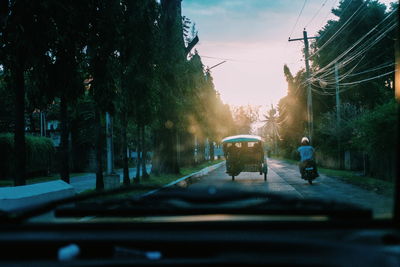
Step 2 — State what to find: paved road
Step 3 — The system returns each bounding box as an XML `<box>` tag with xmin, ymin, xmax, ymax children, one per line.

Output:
<box><xmin>70</xmin><ymin>165</ymin><xmax>152</xmax><ymax>193</ymax></box>
<box><xmin>190</xmin><ymin>158</ymin><xmax>393</xmax><ymax>218</ymax></box>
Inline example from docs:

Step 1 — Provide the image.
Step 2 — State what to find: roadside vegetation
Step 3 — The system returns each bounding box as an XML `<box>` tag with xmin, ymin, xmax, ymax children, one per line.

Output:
<box><xmin>0</xmin><ymin>1</ymin><xmax>236</xmax><ymax>188</ymax></box>
<box><xmin>262</xmin><ymin>0</ymin><xmax>397</xmax><ymax>186</ymax></box>
<box><xmin>79</xmin><ymin>160</ymin><xmax>225</xmax><ymax>199</ymax></box>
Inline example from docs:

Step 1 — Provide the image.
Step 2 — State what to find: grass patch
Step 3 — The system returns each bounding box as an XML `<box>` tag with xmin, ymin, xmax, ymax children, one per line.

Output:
<box><xmin>80</xmin><ymin>160</ymin><xmax>225</xmax><ymax>200</ymax></box>
<box><xmin>272</xmin><ymin>156</ymin><xmax>394</xmax><ymax>197</ymax></box>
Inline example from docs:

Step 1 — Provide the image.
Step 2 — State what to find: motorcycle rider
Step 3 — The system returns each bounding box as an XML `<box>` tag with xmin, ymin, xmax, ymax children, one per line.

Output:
<box><xmin>297</xmin><ymin>137</ymin><xmax>319</xmax><ymax>179</ymax></box>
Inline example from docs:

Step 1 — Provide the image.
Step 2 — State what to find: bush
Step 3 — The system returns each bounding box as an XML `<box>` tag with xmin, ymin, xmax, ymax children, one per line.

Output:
<box><xmin>0</xmin><ymin>133</ymin><xmax>55</xmax><ymax>179</ymax></box>
<box><xmin>351</xmin><ymin>100</ymin><xmax>397</xmax><ymax>181</ymax></box>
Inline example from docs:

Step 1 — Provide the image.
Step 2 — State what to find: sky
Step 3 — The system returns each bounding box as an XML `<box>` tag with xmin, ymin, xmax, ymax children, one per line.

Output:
<box><xmin>181</xmin><ymin>0</ymin><xmax>395</xmax><ymax>111</ymax></box>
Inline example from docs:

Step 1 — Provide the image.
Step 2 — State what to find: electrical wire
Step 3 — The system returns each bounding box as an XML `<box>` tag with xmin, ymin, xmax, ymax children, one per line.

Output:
<box><xmin>289</xmin><ymin>0</ymin><xmax>308</xmax><ymax>38</ymax></box>
<box><xmin>347</xmin><ymin>62</ymin><xmax>395</xmax><ymax>77</ymax></box>
<box><xmin>340</xmin><ymin>70</ymin><xmax>395</xmax><ymax>86</ymax></box>
<box><xmin>305</xmin><ymin>0</ymin><xmax>330</xmax><ymax>28</ymax></box>
<box><xmin>318</xmin><ymin>0</ymin><xmax>339</xmax><ymax>27</ymax></box>
<box><xmin>310</xmin><ymin>10</ymin><xmax>397</xmax><ymax>79</ymax></box>
<box><xmin>316</xmin><ymin>0</ymin><xmax>354</xmax><ymax>43</ymax></box>
<box><xmin>199</xmin><ymin>55</ymin><xmax>258</xmax><ymax>63</ymax></box>
<box><xmin>309</xmin><ymin>1</ymin><xmax>368</xmax><ymax>59</ymax></box>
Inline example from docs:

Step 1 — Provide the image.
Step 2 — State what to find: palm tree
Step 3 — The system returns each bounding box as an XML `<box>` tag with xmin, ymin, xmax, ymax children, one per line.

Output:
<box><xmin>262</xmin><ymin>105</ymin><xmax>280</xmax><ymax>155</ymax></box>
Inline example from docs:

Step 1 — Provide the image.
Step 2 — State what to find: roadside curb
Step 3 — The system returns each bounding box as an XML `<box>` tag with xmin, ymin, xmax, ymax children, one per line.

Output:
<box><xmin>0</xmin><ymin>180</ymin><xmax>75</xmax><ymax>212</ymax></box>
<box><xmin>141</xmin><ymin>161</ymin><xmax>226</xmax><ymax>197</ymax></box>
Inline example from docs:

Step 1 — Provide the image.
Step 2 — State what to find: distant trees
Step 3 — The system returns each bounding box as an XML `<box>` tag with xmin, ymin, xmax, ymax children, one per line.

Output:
<box><xmin>232</xmin><ymin>105</ymin><xmax>259</xmax><ymax>135</ymax></box>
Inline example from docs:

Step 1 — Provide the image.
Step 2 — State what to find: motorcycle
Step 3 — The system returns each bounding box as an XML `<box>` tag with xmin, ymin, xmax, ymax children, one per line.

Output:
<box><xmin>301</xmin><ymin>160</ymin><xmax>318</xmax><ymax>185</ymax></box>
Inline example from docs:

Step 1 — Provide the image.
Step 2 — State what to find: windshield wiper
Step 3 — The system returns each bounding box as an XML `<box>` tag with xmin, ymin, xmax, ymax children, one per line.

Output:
<box><xmin>54</xmin><ymin>186</ymin><xmax>372</xmax><ymax>220</ymax></box>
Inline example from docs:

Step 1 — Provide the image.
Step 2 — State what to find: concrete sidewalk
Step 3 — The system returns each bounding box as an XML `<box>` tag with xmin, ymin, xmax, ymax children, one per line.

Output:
<box><xmin>71</xmin><ymin>165</ymin><xmax>152</xmax><ymax>193</ymax></box>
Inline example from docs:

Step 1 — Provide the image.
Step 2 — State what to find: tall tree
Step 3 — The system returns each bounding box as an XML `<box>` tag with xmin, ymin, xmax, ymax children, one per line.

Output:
<box><xmin>1</xmin><ymin>1</ymin><xmax>52</xmax><ymax>185</ymax></box>
<box><xmin>277</xmin><ymin>65</ymin><xmax>307</xmax><ymax>159</ymax></box>
<box><xmin>152</xmin><ymin>0</ymin><xmax>186</xmax><ymax>175</ymax></box>
<box><xmin>46</xmin><ymin>1</ymin><xmax>89</xmax><ymax>183</ymax></box>
<box><xmin>87</xmin><ymin>0</ymin><xmax>119</xmax><ymax>190</ymax></box>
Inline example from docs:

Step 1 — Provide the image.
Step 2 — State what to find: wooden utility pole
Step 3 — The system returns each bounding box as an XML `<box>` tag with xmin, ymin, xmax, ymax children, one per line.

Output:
<box><xmin>334</xmin><ymin>63</ymin><xmax>341</xmax><ymax>125</ymax></box>
<box><xmin>335</xmin><ymin>63</ymin><xmax>341</xmax><ymax>168</ymax></box>
<box><xmin>105</xmin><ymin>112</ymin><xmax>114</xmax><ymax>174</ymax></box>
<box><xmin>289</xmin><ymin>29</ymin><xmax>318</xmax><ymax>143</ymax></box>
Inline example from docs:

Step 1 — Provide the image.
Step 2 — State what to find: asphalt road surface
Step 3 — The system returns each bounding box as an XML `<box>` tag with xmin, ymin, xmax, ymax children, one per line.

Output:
<box><xmin>190</xmin><ymin>158</ymin><xmax>393</xmax><ymax>218</ymax></box>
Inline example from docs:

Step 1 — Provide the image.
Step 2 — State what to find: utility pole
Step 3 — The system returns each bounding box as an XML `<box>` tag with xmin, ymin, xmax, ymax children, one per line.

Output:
<box><xmin>40</xmin><ymin>111</ymin><xmax>46</xmax><ymax>137</ymax></box>
<box><xmin>335</xmin><ymin>62</ymin><xmax>341</xmax><ymax>168</ymax></box>
<box><xmin>106</xmin><ymin>112</ymin><xmax>114</xmax><ymax>174</ymax></box>
<box><xmin>289</xmin><ymin>29</ymin><xmax>318</xmax><ymax>143</ymax></box>
<box><xmin>334</xmin><ymin>63</ymin><xmax>341</xmax><ymax>124</ymax></box>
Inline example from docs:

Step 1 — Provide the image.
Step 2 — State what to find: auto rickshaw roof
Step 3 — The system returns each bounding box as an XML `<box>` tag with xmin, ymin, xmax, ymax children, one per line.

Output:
<box><xmin>221</xmin><ymin>135</ymin><xmax>264</xmax><ymax>143</ymax></box>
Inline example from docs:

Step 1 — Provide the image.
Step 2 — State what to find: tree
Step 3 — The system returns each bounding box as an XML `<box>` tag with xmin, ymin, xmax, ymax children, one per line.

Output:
<box><xmin>277</xmin><ymin>65</ymin><xmax>307</xmax><ymax>159</ymax></box>
<box><xmin>86</xmin><ymin>0</ymin><xmax>119</xmax><ymax>190</ymax></box>
<box><xmin>112</xmin><ymin>0</ymin><xmax>159</xmax><ymax>184</ymax></box>
<box><xmin>279</xmin><ymin>0</ymin><xmax>398</xmax><ymax>178</ymax></box>
<box><xmin>232</xmin><ymin>105</ymin><xmax>259</xmax><ymax>135</ymax></box>
<box><xmin>46</xmin><ymin>1</ymin><xmax>89</xmax><ymax>184</ymax></box>
<box><xmin>262</xmin><ymin>105</ymin><xmax>280</xmax><ymax>155</ymax></box>
<box><xmin>0</xmin><ymin>0</ymin><xmax>54</xmax><ymax>185</ymax></box>
<box><xmin>151</xmin><ymin>0</ymin><xmax>187</xmax><ymax>175</ymax></box>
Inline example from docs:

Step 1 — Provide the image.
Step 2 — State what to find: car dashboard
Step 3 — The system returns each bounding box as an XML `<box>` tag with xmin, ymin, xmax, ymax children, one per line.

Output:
<box><xmin>1</xmin><ymin>219</ymin><xmax>400</xmax><ymax>266</ymax></box>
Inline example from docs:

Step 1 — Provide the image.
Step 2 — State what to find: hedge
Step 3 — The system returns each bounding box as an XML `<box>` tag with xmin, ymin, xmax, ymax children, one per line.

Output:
<box><xmin>0</xmin><ymin>133</ymin><xmax>55</xmax><ymax>179</ymax></box>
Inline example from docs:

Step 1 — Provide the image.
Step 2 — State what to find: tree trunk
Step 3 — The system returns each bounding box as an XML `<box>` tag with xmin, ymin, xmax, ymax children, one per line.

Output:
<box><xmin>135</xmin><ymin>125</ymin><xmax>141</xmax><ymax>183</ymax></box>
<box><xmin>141</xmin><ymin>126</ymin><xmax>149</xmax><ymax>180</ymax></box>
<box><xmin>168</xmin><ymin>128</ymin><xmax>180</xmax><ymax>173</ymax></box>
<box><xmin>13</xmin><ymin>63</ymin><xmax>26</xmax><ymax>186</ymax></box>
<box><xmin>29</xmin><ymin>113</ymin><xmax>35</xmax><ymax>133</ymax></box>
<box><xmin>197</xmin><ymin>138</ymin><xmax>205</xmax><ymax>164</ymax></box>
<box><xmin>95</xmin><ymin>109</ymin><xmax>104</xmax><ymax>190</ymax></box>
<box><xmin>59</xmin><ymin>94</ymin><xmax>70</xmax><ymax>183</ymax></box>
<box><xmin>121</xmin><ymin>111</ymin><xmax>130</xmax><ymax>185</ymax></box>
<box><xmin>210</xmin><ymin>139</ymin><xmax>215</xmax><ymax>162</ymax></box>
<box><xmin>152</xmin><ymin>127</ymin><xmax>180</xmax><ymax>175</ymax></box>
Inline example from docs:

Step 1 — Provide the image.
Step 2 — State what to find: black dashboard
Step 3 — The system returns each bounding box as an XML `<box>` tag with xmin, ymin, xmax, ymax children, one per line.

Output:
<box><xmin>1</xmin><ymin>219</ymin><xmax>400</xmax><ymax>266</ymax></box>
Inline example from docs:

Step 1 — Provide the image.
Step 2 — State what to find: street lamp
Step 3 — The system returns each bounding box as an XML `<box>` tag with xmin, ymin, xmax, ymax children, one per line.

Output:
<box><xmin>205</xmin><ymin>60</ymin><xmax>226</xmax><ymax>81</ymax></box>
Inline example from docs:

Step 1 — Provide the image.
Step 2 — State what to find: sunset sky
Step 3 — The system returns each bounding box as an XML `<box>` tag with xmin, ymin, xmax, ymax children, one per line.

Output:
<box><xmin>181</xmin><ymin>0</ymin><xmax>395</xmax><ymax>109</ymax></box>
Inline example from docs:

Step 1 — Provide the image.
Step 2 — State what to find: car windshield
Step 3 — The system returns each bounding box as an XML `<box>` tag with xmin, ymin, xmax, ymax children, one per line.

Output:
<box><xmin>0</xmin><ymin>0</ymin><xmax>398</xmax><ymax>223</ymax></box>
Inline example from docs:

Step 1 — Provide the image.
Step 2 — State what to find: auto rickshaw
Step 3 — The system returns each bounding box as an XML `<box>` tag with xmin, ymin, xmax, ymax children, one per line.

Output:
<box><xmin>221</xmin><ymin>135</ymin><xmax>268</xmax><ymax>181</ymax></box>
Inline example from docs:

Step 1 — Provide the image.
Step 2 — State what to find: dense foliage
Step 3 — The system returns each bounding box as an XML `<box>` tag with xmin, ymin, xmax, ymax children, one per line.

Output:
<box><xmin>0</xmin><ymin>134</ymin><xmax>54</xmax><ymax>179</ymax></box>
<box><xmin>0</xmin><ymin>0</ymin><xmax>235</xmax><ymax>186</ymax></box>
<box><xmin>278</xmin><ymin>0</ymin><xmax>397</xmax><ymax>180</ymax></box>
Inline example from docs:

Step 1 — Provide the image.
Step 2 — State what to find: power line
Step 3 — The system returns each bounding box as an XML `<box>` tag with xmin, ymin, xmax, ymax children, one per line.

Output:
<box><xmin>347</xmin><ymin>62</ymin><xmax>395</xmax><ymax>77</ymax></box>
<box><xmin>319</xmin><ymin>0</ymin><xmax>339</xmax><ymax>27</ymax></box>
<box><xmin>316</xmin><ymin>0</ymin><xmax>354</xmax><ymax>42</ymax></box>
<box><xmin>309</xmin><ymin>1</ymin><xmax>368</xmax><ymax>59</ymax></box>
<box><xmin>199</xmin><ymin>55</ymin><xmax>258</xmax><ymax>63</ymax></box>
<box><xmin>340</xmin><ymin>70</ymin><xmax>395</xmax><ymax>86</ymax></box>
<box><xmin>311</xmin><ymin>69</ymin><xmax>394</xmax><ymax>96</ymax></box>
<box><xmin>305</xmin><ymin>0</ymin><xmax>330</xmax><ymax>28</ymax></box>
<box><xmin>310</xmin><ymin>10</ymin><xmax>397</xmax><ymax>79</ymax></box>
<box><xmin>289</xmin><ymin>0</ymin><xmax>308</xmax><ymax>38</ymax></box>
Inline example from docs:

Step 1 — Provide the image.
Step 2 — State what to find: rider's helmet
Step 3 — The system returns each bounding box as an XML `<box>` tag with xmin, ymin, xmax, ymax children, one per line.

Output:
<box><xmin>301</xmin><ymin>137</ymin><xmax>310</xmax><ymax>145</ymax></box>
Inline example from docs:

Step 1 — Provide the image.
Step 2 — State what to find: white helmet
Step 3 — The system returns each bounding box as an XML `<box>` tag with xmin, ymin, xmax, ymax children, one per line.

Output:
<box><xmin>301</xmin><ymin>137</ymin><xmax>309</xmax><ymax>145</ymax></box>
